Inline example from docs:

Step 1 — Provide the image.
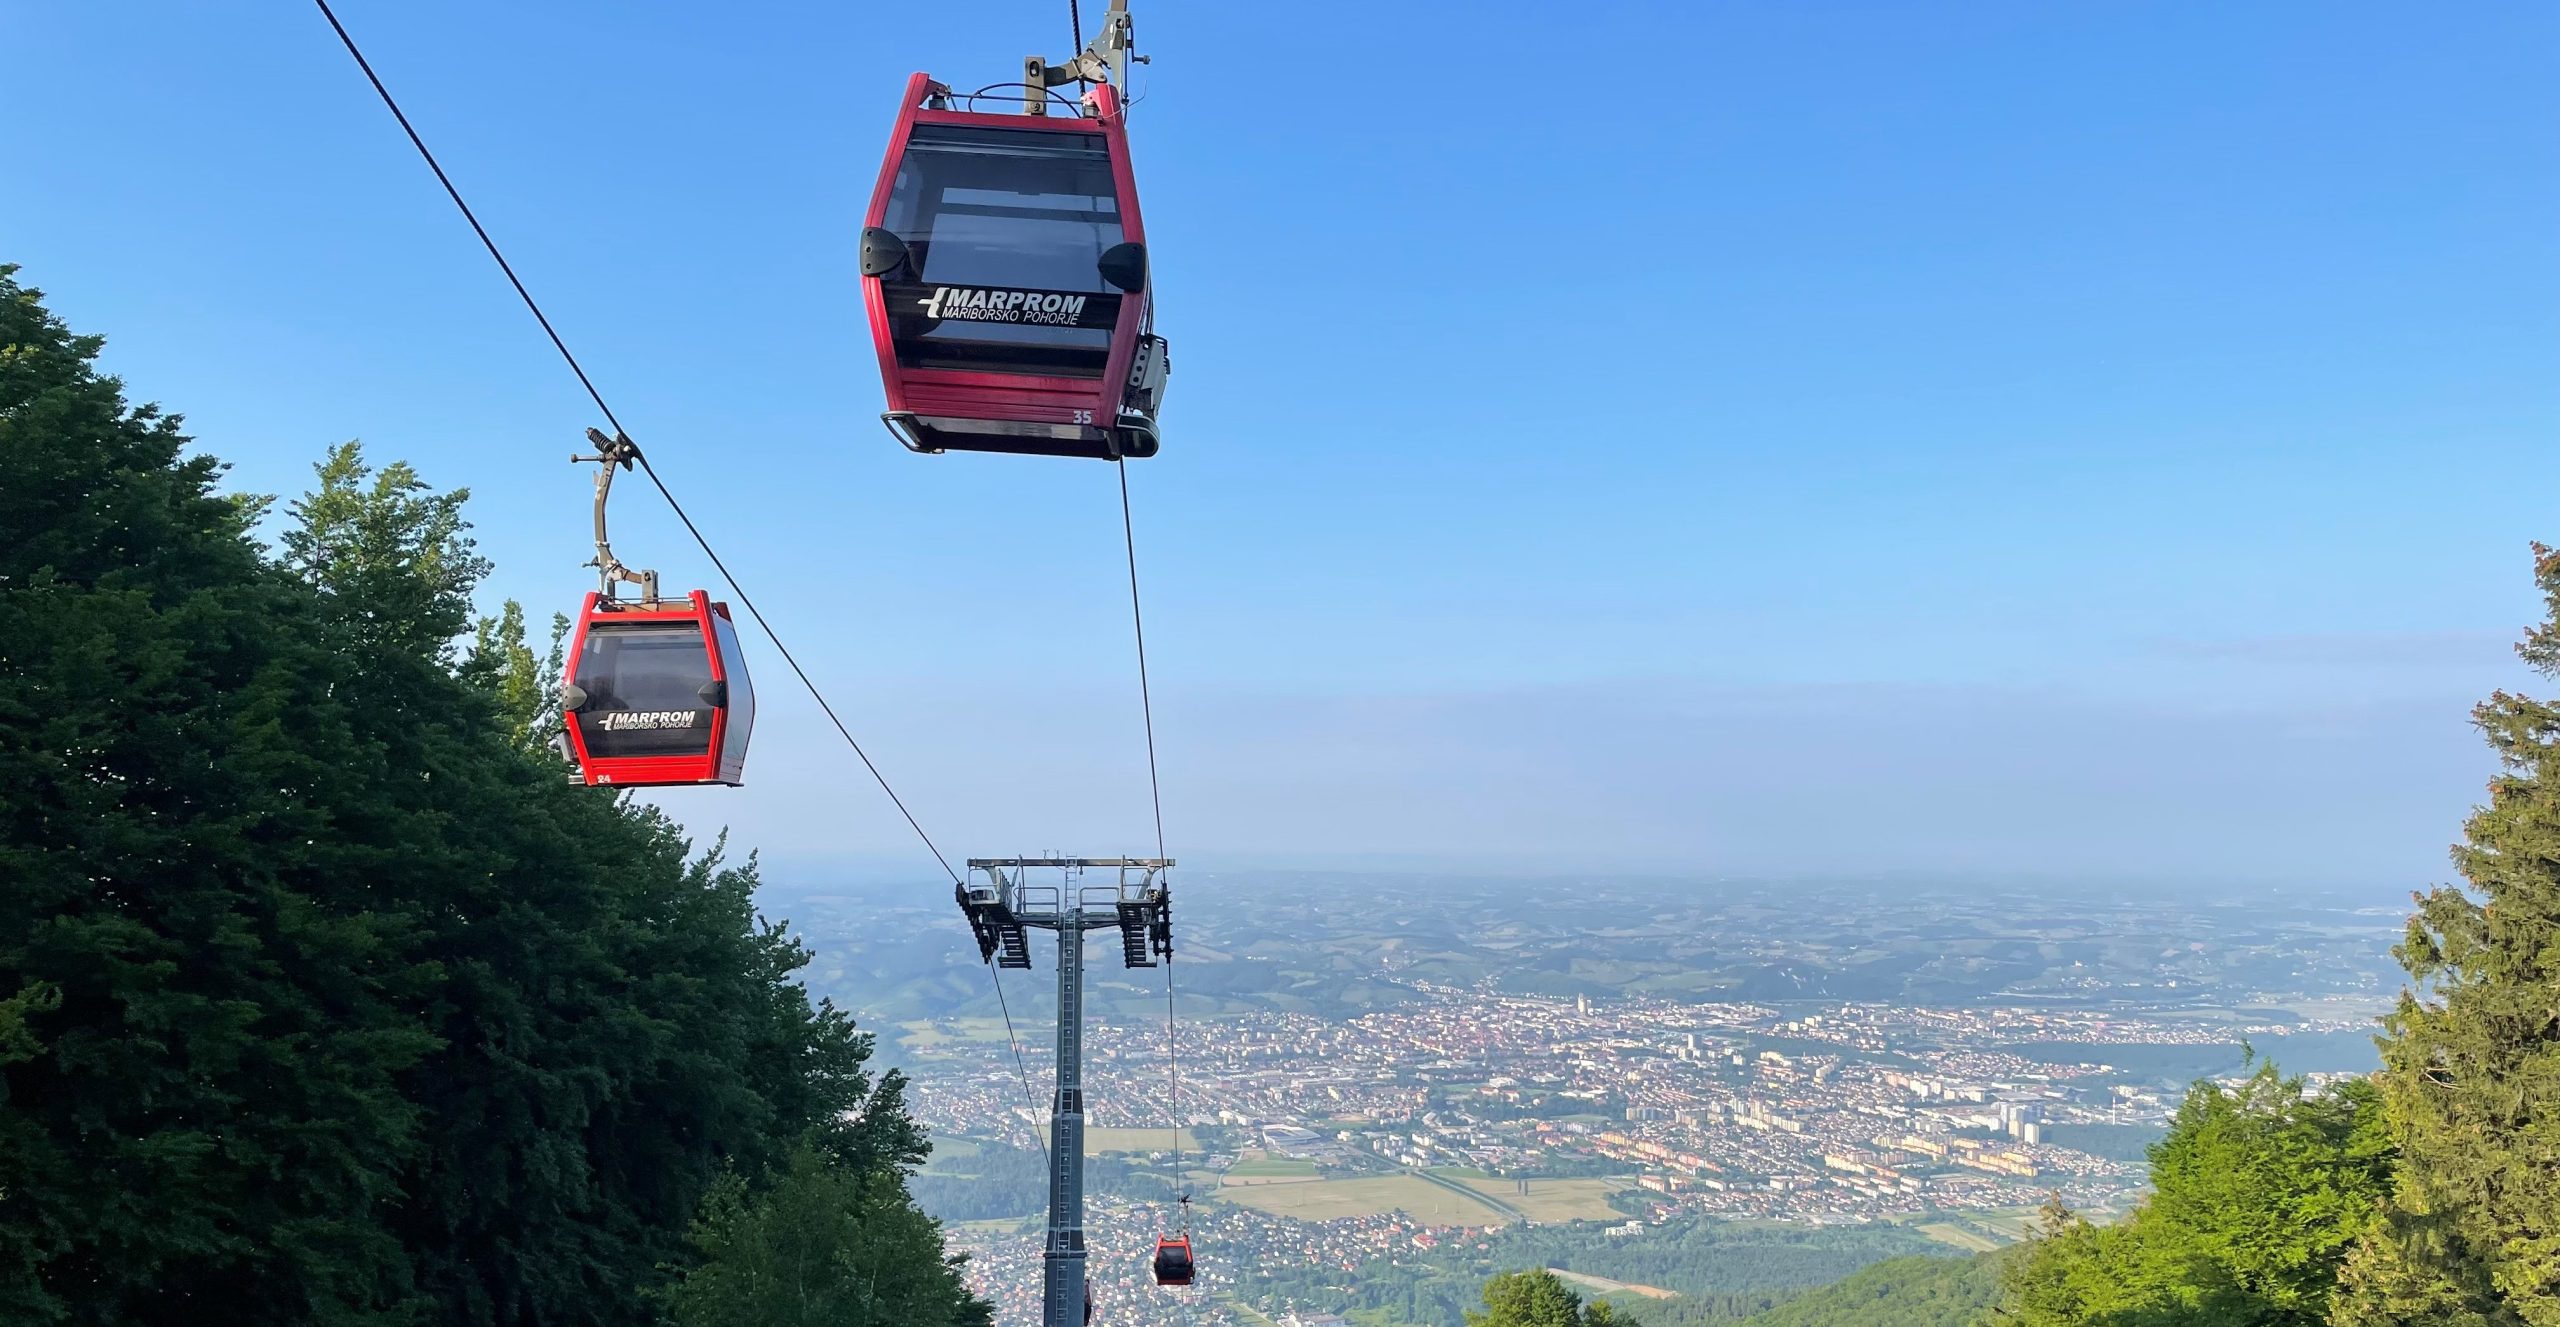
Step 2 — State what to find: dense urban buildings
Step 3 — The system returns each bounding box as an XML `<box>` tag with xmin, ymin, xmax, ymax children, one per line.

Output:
<box><xmin>779</xmin><ymin>873</ymin><xmax>2400</xmax><ymax>1326</ymax></box>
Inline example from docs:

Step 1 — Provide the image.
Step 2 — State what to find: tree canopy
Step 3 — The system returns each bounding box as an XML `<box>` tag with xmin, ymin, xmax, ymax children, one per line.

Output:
<box><xmin>1993</xmin><ymin>1063</ymin><xmax>2391</xmax><ymax>1327</ymax></box>
<box><xmin>1468</xmin><ymin>1269</ymin><xmax>1622</xmax><ymax>1327</ymax></box>
<box><xmin>0</xmin><ymin>264</ymin><xmax>977</xmax><ymax>1326</ymax></box>
<box><xmin>1734</xmin><ymin>1251</ymin><xmax>2004</xmax><ymax>1327</ymax></box>
<box><xmin>659</xmin><ymin>1144</ymin><xmax>992</xmax><ymax>1327</ymax></box>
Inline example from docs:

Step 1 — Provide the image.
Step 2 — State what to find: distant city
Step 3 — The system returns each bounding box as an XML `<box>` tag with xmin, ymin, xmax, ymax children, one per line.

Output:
<box><xmin>768</xmin><ymin>872</ymin><xmax>2404</xmax><ymax>1326</ymax></box>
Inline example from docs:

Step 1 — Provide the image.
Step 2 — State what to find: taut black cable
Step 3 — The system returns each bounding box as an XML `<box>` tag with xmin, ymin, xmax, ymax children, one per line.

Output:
<box><xmin>310</xmin><ymin>0</ymin><xmax>959</xmax><ymax>887</ymax></box>
<box><xmin>988</xmin><ymin>948</ymin><xmax>1054</xmax><ymax>1171</ymax></box>
<box><xmin>307</xmin><ymin>5</ymin><xmax>1076</xmax><ymax>1146</ymax></box>
<box><xmin>1116</xmin><ymin>462</ymin><xmax>1167</xmax><ymax>862</ymax></box>
<box><xmin>312</xmin><ymin>0</ymin><xmax>620</xmax><ymax>436</ymax></box>
<box><xmin>1114</xmin><ymin>461</ymin><xmax>1188</xmax><ymax>1236</ymax></box>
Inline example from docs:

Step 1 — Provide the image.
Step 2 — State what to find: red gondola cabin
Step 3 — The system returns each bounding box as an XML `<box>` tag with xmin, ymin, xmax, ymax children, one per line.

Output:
<box><xmin>561</xmin><ymin>590</ymin><xmax>754</xmax><ymax>787</ymax></box>
<box><xmin>861</xmin><ymin>72</ymin><xmax>1168</xmax><ymax>460</ymax></box>
<box><xmin>1151</xmin><ymin>1235</ymin><xmax>1195</xmax><ymax>1287</ymax></box>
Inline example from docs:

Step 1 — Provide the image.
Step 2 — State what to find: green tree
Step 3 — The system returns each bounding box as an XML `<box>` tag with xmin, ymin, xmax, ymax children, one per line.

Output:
<box><xmin>271</xmin><ymin>444</ymin><xmax>926</xmax><ymax>1324</ymax></box>
<box><xmin>280</xmin><ymin>439</ymin><xmax>488</xmax><ymax>662</ymax></box>
<box><xmin>1469</xmin><ymin>1269</ymin><xmax>1622</xmax><ymax>1327</ymax></box>
<box><xmin>1992</xmin><ymin>1063</ymin><xmax>2389</xmax><ymax>1327</ymax></box>
<box><xmin>2336</xmin><ymin>544</ymin><xmax>2560</xmax><ymax>1327</ymax></box>
<box><xmin>0</xmin><ymin>265</ymin><xmax>954</xmax><ymax>1326</ymax></box>
<box><xmin>0</xmin><ymin>265</ymin><xmax>439</xmax><ymax>1324</ymax></box>
<box><xmin>458</xmin><ymin>598</ymin><xmax>568</xmax><ymax>751</ymax></box>
<box><xmin>1734</xmin><ymin>1250</ymin><xmax>2005</xmax><ymax>1327</ymax></box>
<box><xmin>660</xmin><ymin>1143</ymin><xmax>990</xmax><ymax>1327</ymax></box>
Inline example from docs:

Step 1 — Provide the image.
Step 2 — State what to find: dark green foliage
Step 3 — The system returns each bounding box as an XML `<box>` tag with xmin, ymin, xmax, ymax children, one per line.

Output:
<box><xmin>0</xmin><ymin>267</ymin><xmax>970</xmax><ymax>1326</ymax></box>
<box><xmin>1992</xmin><ymin>1063</ymin><xmax>2391</xmax><ymax>1326</ymax></box>
<box><xmin>1610</xmin><ymin>1289</ymin><xmax>1802</xmax><ymax>1327</ymax></box>
<box><xmin>281</xmin><ymin>440</ymin><xmax>489</xmax><ymax>662</ymax></box>
<box><xmin>457</xmin><ymin>599</ymin><xmax>568</xmax><ymax>753</ymax></box>
<box><xmin>1728</xmin><ymin>1251</ymin><xmax>2002</xmax><ymax>1327</ymax></box>
<box><xmin>1468</xmin><ymin>1269</ymin><xmax>1621</xmax><ymax>1327</ymax></box>
<box><xmin>2335</xmin><ymin>547</ymin><xmax>2560</xmax><ymax>1327</ymax></box>
<box><xmin>659</xmin><ymin>1144</ymin><xmax>990</xmax><ymax>1327</ymax></box>
<box><xmin>0</xmin><ymin>264</ymin><xmax>437</xmax><ymax>1325</ymax></box>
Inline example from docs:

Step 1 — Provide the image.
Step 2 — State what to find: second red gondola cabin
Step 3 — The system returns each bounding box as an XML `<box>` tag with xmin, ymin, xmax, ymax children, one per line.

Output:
<box><xmin>1151</xmin><ymin>1235</ymin><xmax>1194</xmax><ymax>1287</ymax></box>
<box><xmin>861</xmin><ymin>72</ymin><xmax>1168</xmax><ymax>461</ymax></box>
<box><xmin>561</xmin><ymin>590</ymin><xmax>754</xmax><ymax>787</ymax></box>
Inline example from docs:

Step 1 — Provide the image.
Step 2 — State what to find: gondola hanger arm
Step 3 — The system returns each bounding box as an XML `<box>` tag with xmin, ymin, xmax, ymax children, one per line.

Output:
<box><xmin>1023</xmin><ymin>0</ymin><xmax>1145</xmax><ymax>115</ymax></box>
<box><xmin>572</xmin><ymin>428</ymin><xmax>660</xmax><ymax>605</ymax></box>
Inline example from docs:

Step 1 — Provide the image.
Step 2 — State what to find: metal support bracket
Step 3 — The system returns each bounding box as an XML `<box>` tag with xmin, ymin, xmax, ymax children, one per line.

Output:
<box><xmin>957</xmin><ymin>879</ymin><xmax>1034</xmax><ymax>969</ymax></box>
<box><xmin>571</xmin><ymin>427</ymin><xmax>660</xmax><ymax>605</ymax></box>
<box><xmin>1022</xmin><ymin>0</ymin><xmax>1145</xmax><ymax>115</ymax></box>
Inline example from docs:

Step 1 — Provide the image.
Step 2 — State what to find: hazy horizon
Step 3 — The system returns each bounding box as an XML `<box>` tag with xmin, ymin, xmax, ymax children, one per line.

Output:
<box><xmin>11</xmin><ymin>1</ymin><xmax>2553</xmax><ymax>886</ymax></box>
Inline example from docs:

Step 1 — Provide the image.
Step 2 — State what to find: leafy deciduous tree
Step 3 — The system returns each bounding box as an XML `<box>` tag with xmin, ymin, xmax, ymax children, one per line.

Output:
<box><xmin>659</xmin><ymin>1144</ymin><xmax>990</xmax><ymax>1327</ymax></box>
<box><xmin>1469</xmin><ymin>1268</ymin><xmax>1621</xmax><ymax>1327</ymax></box>
<box><xmin>0</xmin><ymin>264</ymin><xmax>439</xmax><ymax>1326</ymax></box>
<box><xmin>1993</xmin><ymin>1062</ymin><xmax>2389</xmax><ymax>1327</ymax></box>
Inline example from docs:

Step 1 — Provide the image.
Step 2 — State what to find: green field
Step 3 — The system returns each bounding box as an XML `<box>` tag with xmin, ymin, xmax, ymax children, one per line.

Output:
<box><xmin>897</xmin><ymin>1017</ymin><xmax>1022</xmax><ymax>1048</ymax></box>
<box><xmin>921</xmin><ymin>1137</ymin><xmax>984</xmax><ymax>1168</ymax></box>
<box><xmin>1456</xmin><ymin>1177</ymin><xmax>1626</xmax><ymax>1222</ymax></box>
<box><xmin>1225</xmin><ymin>1157</ymin><xmax>1321</xmax><ymax>1179</ymax></box>
<box><xmin>1219</xmin><ymin>1174</ymin><xmax>1512</xmax><ymax>1225</ymax></box>
<box><xmin>1916</xmin><ymin>1221</ymin><xmax>2004</xmax><ymax>1252</ymax></box>
<box><xmin>1082</xmin><ymin>1126</ymin><xmax>1199</xmax><ymax>1154</ymax></box>
<box><xmin>1962</xmin><ymin>1209</ymin><xmax>2045</xmax><ymax>1242</ymax></box>
<box><xmin>1547</xmin><ymin>1267</ymin><xmax>1679</xmax><ymax>1300</ymax></box>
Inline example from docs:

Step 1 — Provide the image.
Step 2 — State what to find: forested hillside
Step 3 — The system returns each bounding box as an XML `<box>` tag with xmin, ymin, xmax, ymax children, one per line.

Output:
<box><xmin>1735</xmin><ymin>1253</ymin><xmax>2004</xmax><ymax>1327</ymax></box>
<box><xmin>1455</xmin><ymin>1257</ymin><xmax>2003</xmax><ymax>1327</ymax></box>
<box><xmin>0</xmin><ymin>266</ymin><xmax>983</xmax><ymax>1326</ymax></box>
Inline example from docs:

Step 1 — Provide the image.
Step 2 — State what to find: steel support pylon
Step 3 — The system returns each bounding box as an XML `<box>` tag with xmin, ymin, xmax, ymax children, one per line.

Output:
<box><xmin>1043</xmin><ymin>920</ymin><xmax>1087</xmax><ymax>1327</ymax></box>
<box><xmin>957</xmin><ymin>857</ymin><xmax>1173</xmax><ymax>1327</ymax></box>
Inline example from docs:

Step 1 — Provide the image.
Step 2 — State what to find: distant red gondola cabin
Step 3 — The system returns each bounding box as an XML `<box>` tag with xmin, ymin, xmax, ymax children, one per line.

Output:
<box><xmin>861</xmin><ymin>71</ymin><xmax>1168</xmax><ymax>460</ymax></box>
<box><xmin>1152</xmin><ymin>1235</ymin><xmax>1194</xmax><ymax>1287</ymax></box>
<box><xmin>561</xmin><ymin>591</ymin><xmax>754</xmax><ymax>787</ymax></box>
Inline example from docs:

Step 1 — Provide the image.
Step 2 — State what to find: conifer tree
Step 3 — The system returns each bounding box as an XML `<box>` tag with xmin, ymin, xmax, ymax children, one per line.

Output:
<box><xmin>2335</xmin><ymin>545</ymin><xmax>2560</xmax><ymax>1327</ymax></box>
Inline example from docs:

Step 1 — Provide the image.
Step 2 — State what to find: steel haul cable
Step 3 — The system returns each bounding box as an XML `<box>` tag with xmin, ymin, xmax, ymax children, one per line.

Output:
<box><xmin>1115</xmin><ymin>460</ymin><xmax>1191</xmax><ymax>1288</ymax></box>
<box><xmin>307</xmin><ymin>0</ymin><xmax>1055</xmax><ymax>1161</ymax></box>
<box><xmin>1077</xmin><ymin>0</ymin><xmax>1192</xmax><ymax>1290</ymax></box>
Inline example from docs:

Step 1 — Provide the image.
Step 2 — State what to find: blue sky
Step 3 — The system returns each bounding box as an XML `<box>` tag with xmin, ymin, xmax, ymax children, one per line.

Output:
<box><xmin>10</xmin><ymin>2</ymin><xmax>2556</xmax><ymax>886</ymax></box>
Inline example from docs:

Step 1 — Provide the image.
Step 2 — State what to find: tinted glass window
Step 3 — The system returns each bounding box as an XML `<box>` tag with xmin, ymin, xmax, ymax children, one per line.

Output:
<box><xmin>573</xmin><ymin>622</ymin><xmax>716</xmax><ymax>760</ymax></box>
<box><xmin>883</xmin><ymin>124</ymin><xmax>1122</xmax><ymax>376</ymax></box>
<box><xmin>711</xmin><ymin>613</ymin><xmax>754</xmax><ymax>775</ymax></box>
